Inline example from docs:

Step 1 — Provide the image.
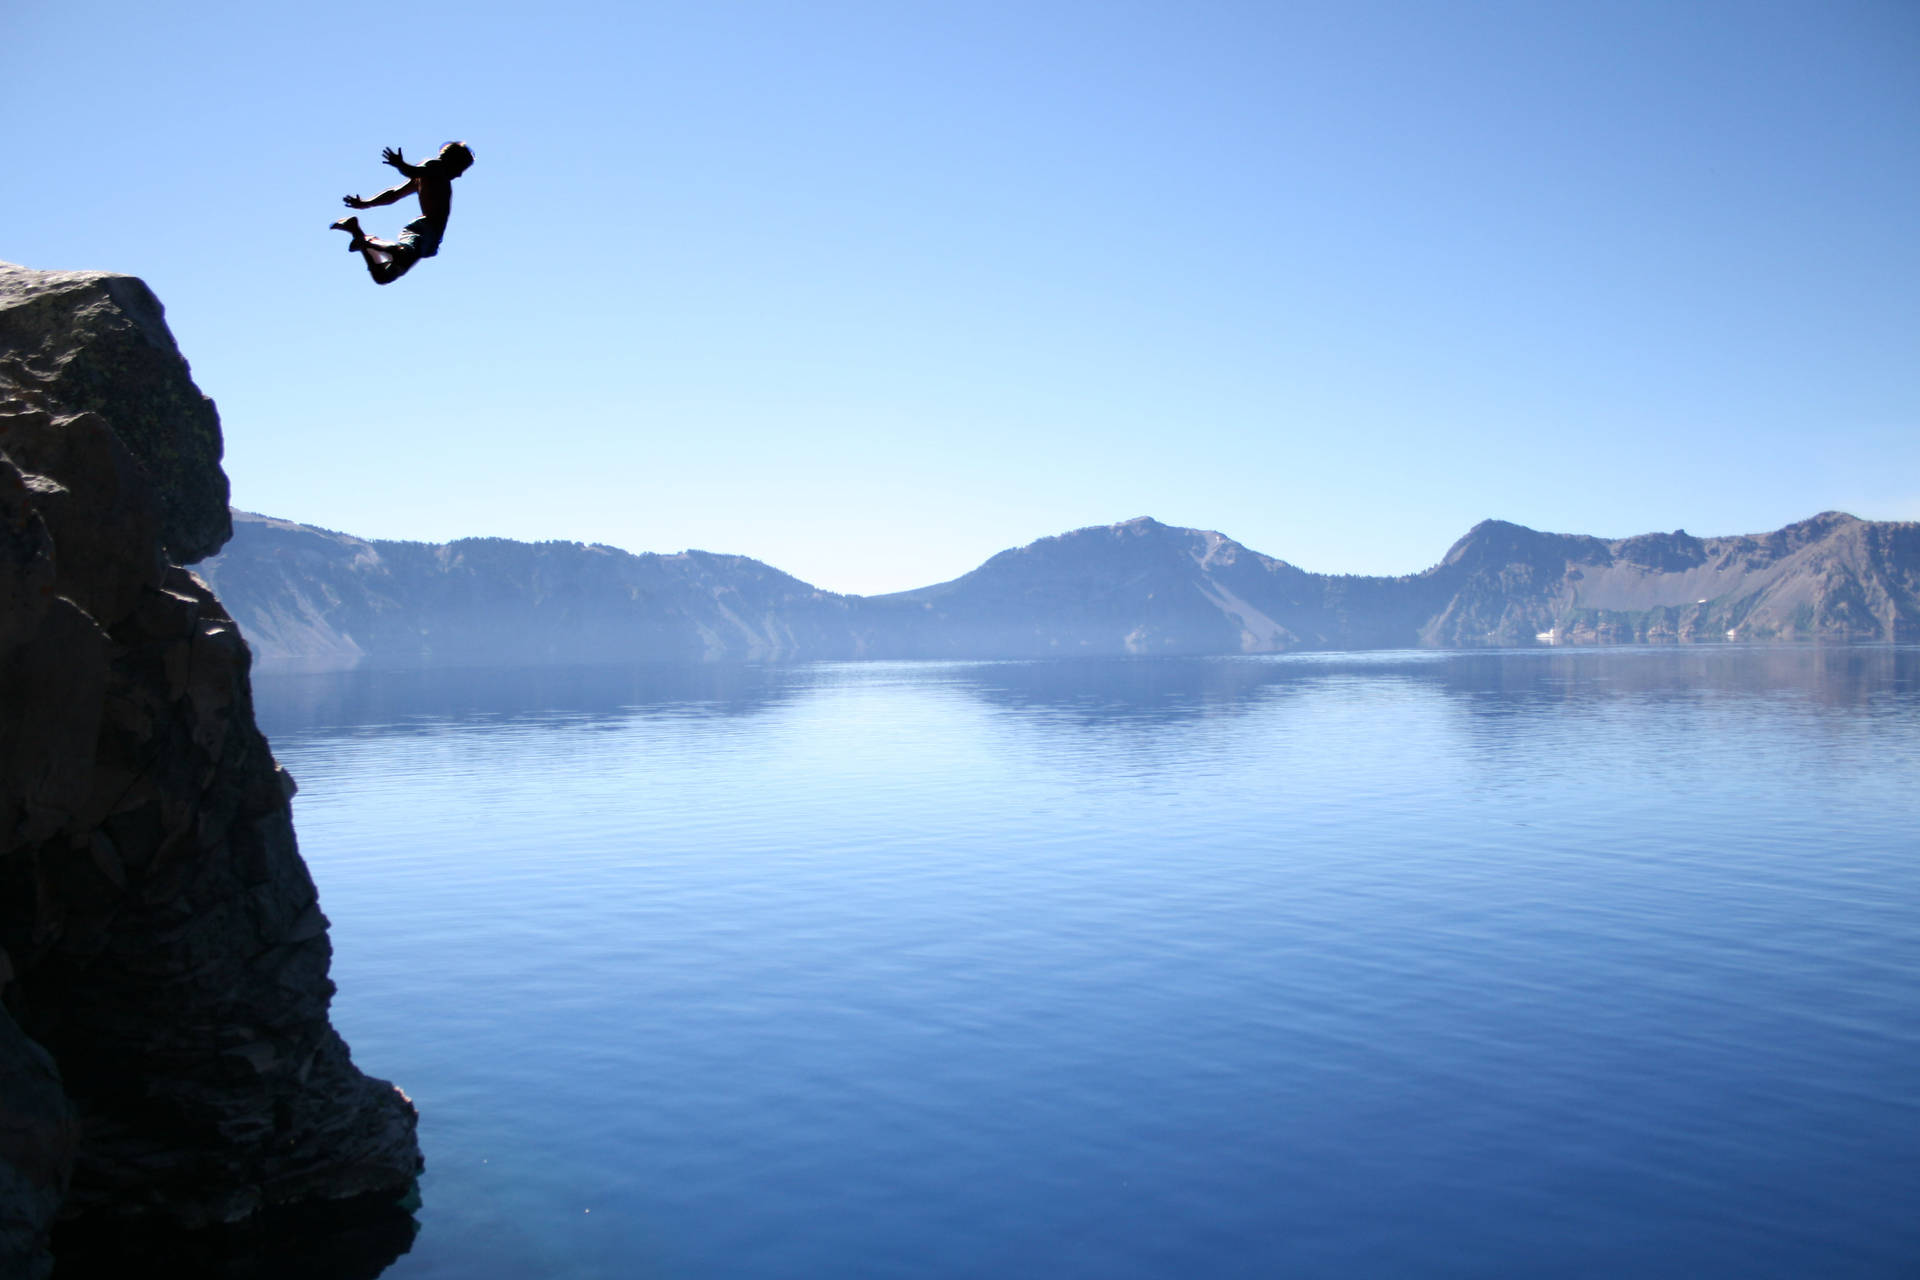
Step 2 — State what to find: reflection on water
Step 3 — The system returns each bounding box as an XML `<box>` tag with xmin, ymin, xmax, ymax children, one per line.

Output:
<box><xmin>254</xmin><ymin>660</ymin><xmax>799</xmax><ymax>736</ymax></box>
<box><xmin>255</xmin><ymin>646</ymin><xmax>1920</xmax><ymax>742</ymax></box>
<box><xmin>233</xmin><ymin>647</ymin><xmax>1920</xmax><ymax>1280</ymax></box>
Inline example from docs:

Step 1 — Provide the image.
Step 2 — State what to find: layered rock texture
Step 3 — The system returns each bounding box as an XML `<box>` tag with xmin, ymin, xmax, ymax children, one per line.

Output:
<box><xmin>203</xmin><ymin>510</ymin><xmax>1919</xmax><ymax>671</ymax></box>
<box><xmin>0</xmin><ymin>264</ymin><xmax>420</xmax><ymax>1276</ymax></box>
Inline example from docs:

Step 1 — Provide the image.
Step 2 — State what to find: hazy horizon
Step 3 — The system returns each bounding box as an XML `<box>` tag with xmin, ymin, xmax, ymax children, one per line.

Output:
<box><xmin>231</xmin><ymin>503</ymin><xmax>1898</xmax><ymax>595</ymax></box>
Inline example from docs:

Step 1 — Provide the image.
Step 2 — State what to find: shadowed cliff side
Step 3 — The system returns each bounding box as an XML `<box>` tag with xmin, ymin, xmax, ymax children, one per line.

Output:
<box><xmin>0</xmin><ymin>264</ymin><xmax>421</xmax><ymax>1276</ymax></box>
<box><xmin>0</xmin><ymin>268</ymin><xmax>229</xmax><ymax>562</ymax></box>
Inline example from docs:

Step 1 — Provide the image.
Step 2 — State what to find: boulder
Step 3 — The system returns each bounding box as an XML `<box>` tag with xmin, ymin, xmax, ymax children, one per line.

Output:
<box><xmin>0</xmin><ymin>264</ymin><xmax>229</xmax><ymax>563</ymax></box>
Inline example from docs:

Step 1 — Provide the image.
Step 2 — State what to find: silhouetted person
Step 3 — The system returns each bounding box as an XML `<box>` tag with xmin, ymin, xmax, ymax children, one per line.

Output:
<box><xmin>331</xmin><ymin>141</ymin><xmax>474</xmax><ymax>285</ymax></box>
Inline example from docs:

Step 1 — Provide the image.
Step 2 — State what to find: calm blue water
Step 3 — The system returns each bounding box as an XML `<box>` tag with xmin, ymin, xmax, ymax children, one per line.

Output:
<box><xmin>252</xmin><ymin>648</ymin><xmax>1920</xmax><ymax>1279</ymax></box>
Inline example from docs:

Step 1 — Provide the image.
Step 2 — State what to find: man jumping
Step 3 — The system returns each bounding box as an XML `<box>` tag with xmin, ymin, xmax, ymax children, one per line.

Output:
<box><xmin>331</xmin><ymin>141</ymin><xmax>474</xmax><ymax>284</ymax></box>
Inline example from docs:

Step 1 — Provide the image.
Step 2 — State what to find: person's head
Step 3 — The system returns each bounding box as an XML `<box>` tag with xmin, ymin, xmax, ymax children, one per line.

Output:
<box><xmin>438</xmin><ymin>141</ymin><xmax>475</xmax><ymax>177</ymax></box>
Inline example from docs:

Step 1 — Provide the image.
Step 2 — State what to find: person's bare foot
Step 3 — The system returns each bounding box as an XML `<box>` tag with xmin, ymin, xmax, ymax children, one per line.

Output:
<box><xmin>330</xmin><ymin>216</ymin><xmax>365</xmax><ymax>249</ymax></box>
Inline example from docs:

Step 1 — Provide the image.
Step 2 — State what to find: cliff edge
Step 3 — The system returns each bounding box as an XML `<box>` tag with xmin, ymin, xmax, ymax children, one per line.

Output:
<box><xmin>0</xmin><ymin>264</ymin><xmax>421</xmax><ymax>1275</ymax></box>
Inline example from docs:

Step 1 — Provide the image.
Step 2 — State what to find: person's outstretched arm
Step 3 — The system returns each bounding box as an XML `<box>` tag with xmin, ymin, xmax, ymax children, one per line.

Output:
<box><xmin>381</xmin><ymin>146</ymin><xmax>421</xmax><ymax>177</ymax></box>
<box><xmin>343</xmin><ymin>177</ymin><xmax>420</xmax><ymax>210</ymax></box>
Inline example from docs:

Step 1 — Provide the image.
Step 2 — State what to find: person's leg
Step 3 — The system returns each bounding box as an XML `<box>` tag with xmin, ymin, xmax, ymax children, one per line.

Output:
<box><xmin>348</xmin><ymin>237</ymin><xmax>390</xmax><ymax>283</ymax></box>
<box><xmin>361</xmin><ymin>240</ymin><xmax>418</xmax><ymax>286</ymax></box>
<box><xmin>334</xmin><ymin>216</ymin><xmax>387</xmax><ymax>279</ymax></box>
<box><xmin>330</xmin><ymin>218</ymin><xmax>420</xmax><ymax>284</ymax></box>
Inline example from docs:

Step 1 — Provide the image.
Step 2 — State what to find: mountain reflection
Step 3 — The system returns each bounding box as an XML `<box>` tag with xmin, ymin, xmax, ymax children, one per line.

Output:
<box><xmin>944</xmin><ymin>645</ymin><xmax>1920</xmax><ymax>722</ymax></box>
<box><xmin>253</xmin><ymin>661</ymin><xmax>797</xmax><ymax>739</ymax></box>
<box><xmin>939</xmin><ymin>656</ymin><xmax>1312</xmax><ymax>724</ymax></box>
<box><xmin>253</xmin><ymin>646</ymin><xmax>1920</xmax><ymax>747</ymax></box>
<box><xmin>1424</xmin><ymin>644</ymin><xmax>1920</xmax><ymax>712</ymax></box>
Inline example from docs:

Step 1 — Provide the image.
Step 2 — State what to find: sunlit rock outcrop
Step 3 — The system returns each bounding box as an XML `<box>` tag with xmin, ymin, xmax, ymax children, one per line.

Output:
<box><xmin>0</xmin><ymin>263</ymin><xmax>421</xmax><ymax>1275</ymax></box>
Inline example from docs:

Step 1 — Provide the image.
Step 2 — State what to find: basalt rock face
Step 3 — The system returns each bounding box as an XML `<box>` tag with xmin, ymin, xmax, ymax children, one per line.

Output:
<box><xmin>0</xmin><ymin>264</ymin><xmax>420</xmax><ymax>1275</ymax></box>
<box><xmin>0</xmin><ymin>266</ymin><xmax>230</xmax><ymax>563</ymax></box>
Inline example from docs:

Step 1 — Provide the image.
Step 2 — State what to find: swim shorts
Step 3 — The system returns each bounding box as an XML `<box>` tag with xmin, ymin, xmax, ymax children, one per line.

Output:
<box><xmin>398</xmin><ymin>215</ymin><xmax>446</xmax><ymax>259</ymax></box>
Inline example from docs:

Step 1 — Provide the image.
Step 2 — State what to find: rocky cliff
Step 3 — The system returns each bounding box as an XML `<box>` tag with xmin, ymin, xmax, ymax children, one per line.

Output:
<box><xmin>0</xmin><ymin>264</ymin><xmax>421</xmax><ymax>1276</ymax></box>
<box><xmin>1417</xmin><ymin>512</ymin><xmax>1920</xmax><ymax>645</ymax></box>
<box><xmin>204</xmin><ymin>509</ymin><xmax>1920</xmax><ymax>670</ymax></box>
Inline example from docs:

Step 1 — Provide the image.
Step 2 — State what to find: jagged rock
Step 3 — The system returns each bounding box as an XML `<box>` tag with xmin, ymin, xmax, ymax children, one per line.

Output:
<box><xmin>0</xmin><ymin>1002</ymin><xmax>72</xmax><ymax>1280</ymax></box>
<box><xmin>0</xmin><ymin>263</ymin><xmax>420</xmax><ymax>1273</ymax></box>
<box><xmin>0</xmin><ymin>400</ymin><xmax>165</xmax><ymax>628</ymax></box>
<box><xmin>0</xmin><ymin>459</ymin><xmax>56</xmax><ymax>653</ymax></box>
<box><xmin>0</xmin><ymin>265</ymin><xmax>229</xmax><ymax>563</ymax></box>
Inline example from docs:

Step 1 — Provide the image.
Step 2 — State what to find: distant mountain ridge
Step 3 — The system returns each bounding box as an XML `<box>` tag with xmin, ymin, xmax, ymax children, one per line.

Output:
<box><xmin>197</xmin><ymin>510</ymin><xmax>1920</xmax><ymax>670</ymax></box>
<box><xmin>1421</xmin><ymin>511</ymin><xmax>1919</xmax><ymax>646</ymax></box>
<box><xmin>199</xmin><ymin>512</ymin><xmax>863</xmax><ymax>668</ymax></box>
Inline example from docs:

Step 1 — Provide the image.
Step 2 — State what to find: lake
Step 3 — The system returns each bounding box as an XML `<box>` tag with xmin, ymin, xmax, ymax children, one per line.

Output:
<box><xmin>244</xmin><ymin>647</ymin><xmax>1919</xmax><ymax>1278</ymax></box>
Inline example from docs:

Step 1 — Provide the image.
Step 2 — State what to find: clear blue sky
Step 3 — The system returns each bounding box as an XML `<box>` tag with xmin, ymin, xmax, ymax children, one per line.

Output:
<box><xmin>8</xmin><ymin>0</ymin><xmax>1916</xmax><ymax>594</ymax></box>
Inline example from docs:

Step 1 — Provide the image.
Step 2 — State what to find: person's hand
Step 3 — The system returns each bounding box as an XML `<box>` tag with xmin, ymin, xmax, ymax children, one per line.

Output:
<box><xmin>382</xmin><ymin>146</ymin><xmax>408</xmax><ymax>170</ymax></box>
<box><xmin>342</xmin><ymin>194</ymin><xmax>369</xmax><ymax>209</ymax></box>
